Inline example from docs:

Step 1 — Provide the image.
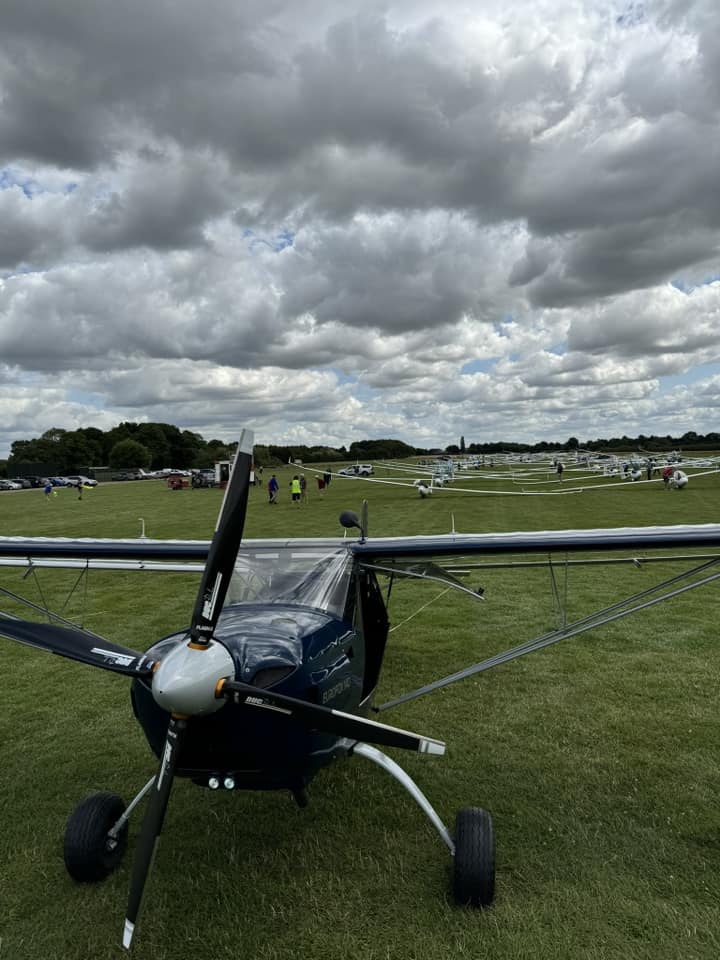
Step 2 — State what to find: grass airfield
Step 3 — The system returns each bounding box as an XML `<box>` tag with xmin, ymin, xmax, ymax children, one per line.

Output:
<box><xmin>1</xmin><ymin>458</ymin><xmax>719</xmax><ymax>960</ymax></box>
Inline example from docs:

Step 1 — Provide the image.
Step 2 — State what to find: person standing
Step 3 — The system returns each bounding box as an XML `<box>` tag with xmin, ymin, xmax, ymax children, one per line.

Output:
<box><xmin>323</xmin><ymin>467</ymin><xmax>332</xmax><ymax>488</ymax></box>
<box><xmin>267</xmin><ymin>474</ymin><xmax>279</xmax><ymax>504</ymax></box>
<box><xmin>290</xmin><ymin>475</ymin><xmax>301</xmax><ymax>506</ymax></box>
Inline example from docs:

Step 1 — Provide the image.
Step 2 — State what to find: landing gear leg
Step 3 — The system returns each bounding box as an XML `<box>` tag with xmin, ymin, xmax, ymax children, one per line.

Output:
<box><xmin>351</xmin><ymin>742</ymin><xmax>495</xmax><ymax>907</ymax></box>
<box><xmin>352</xmin><ymin>741</ymin><xmax>454</xmax><ymax>851</ymax></box>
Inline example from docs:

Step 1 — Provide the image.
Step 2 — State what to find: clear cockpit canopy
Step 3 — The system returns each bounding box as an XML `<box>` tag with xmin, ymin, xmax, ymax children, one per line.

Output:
<box><xmin>226</xmin><ymin>545</ymin><xmax>354</xmax><ymax>618</ymax></box>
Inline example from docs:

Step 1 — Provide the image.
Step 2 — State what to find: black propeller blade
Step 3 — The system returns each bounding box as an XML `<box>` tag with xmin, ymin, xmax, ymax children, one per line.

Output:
<box><xmin>189</xmin><ymin>432</ymin><xmax>254</xmax><ymax>645</ymax></box>
<box><xmin>0</xmin><ymin>616</ymin><xmax>155</xmax><ymax>678</ymax></box>
<box><xmin>122</xmin><ymin>429</ymin><xmax>253</xmax><ymax>949</ymax></box>
<box><xmin>122</xmin><ymin>716</ymin><xmax>187</xmax><ymax>950</ymax></box>
<box><xmin>220</xmin><ymin>679</ymin><xmax>445</xmax><ymax>755</ymax></box>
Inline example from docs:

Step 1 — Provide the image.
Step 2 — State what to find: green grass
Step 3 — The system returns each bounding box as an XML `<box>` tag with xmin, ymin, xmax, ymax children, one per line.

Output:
<box><xmin>1</xmin><ymin>465</ymin><xmax>719</xmax><ymax>960</ymax></box>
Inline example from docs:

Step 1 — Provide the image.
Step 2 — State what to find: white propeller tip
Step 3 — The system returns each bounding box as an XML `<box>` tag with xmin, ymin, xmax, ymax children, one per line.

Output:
<box><xmin>122</xmin><ymin>919</ymin><xmax>135</xmax><ymax>949</ymax></box>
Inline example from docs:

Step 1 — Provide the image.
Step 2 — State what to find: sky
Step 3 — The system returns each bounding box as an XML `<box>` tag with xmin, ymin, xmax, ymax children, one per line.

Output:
<box><xmin>1</xmin><ymin>0</ymin><xmax>719</xmax><ymax>459</ymax></box>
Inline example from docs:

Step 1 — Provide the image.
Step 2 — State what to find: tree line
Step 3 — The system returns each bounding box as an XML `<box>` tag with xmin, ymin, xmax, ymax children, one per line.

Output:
<box><xmin>5</xmin><ymin>423</ymin><xmax>232</xmax><ymax>476</ymax></box>
<box><xmin>446</xmin><ymin>430</ymin><xmax>720</xmax><ymax>456</ymax></box>
<box><xmin>3</xmin><ymin>423</ymin><xmax>719</xmax><ymax>478</ymax></box>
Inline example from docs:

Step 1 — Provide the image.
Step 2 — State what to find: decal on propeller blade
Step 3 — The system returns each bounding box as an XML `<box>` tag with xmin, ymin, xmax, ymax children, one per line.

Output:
<box><xmin>156</xmin><ymin>741</ymin><xmax>174</xmax><ymax>791</ymax></box>
<box><xmin>90</xmin><ymin>647</ymin><xmax>136</xmax><ymax>668</ymax></box>
<box><xmin>201</xmin><ymin>573</ymin><xmax>223</xmax><ymax>623</ymax></box>
<box><xmin>243</xmin><ymin>695</ymin><xmax>292</xmax><ymax>715</ymax></box>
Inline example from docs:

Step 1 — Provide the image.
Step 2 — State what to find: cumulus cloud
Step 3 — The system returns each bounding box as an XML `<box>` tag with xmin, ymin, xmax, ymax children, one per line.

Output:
<box><xmin>1</xmin><ymin>0</ymin><xmax>719</xmax><ymax>456</ymax></box>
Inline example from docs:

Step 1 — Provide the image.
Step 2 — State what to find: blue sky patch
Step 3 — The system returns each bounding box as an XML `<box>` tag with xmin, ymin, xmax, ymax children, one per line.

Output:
<box><xmin>460</xmin><ymin>359</ymin><xmax>496</xmax><ymax>375</ymax></box>
<box><xmin>243</xmin><ymin>227</ymin><xmax>295</xmax><ymax>253</ymax></box>
<box><xmin>68</xmin><ymin>390</ymin><xmax>104</xmax><ymax>409</ymax></box>
<box><xmin>658</xmin><ymin>362</ymin><xmax>720</xmax><ymax>392</ymax></box>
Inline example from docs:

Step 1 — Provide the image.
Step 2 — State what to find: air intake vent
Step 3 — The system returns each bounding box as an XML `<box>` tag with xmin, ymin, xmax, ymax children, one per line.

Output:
<box><xmin>251</xmin><ymin>665</ymin><xmax>294</xmax><ymax>689</ymax></box>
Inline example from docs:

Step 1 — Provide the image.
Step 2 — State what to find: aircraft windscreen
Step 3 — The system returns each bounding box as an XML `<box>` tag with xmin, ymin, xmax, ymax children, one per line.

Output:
<box><xmin>226</xmin><ymin>546</ymin><xmax>353</xmax><ymax>617</ymax></box>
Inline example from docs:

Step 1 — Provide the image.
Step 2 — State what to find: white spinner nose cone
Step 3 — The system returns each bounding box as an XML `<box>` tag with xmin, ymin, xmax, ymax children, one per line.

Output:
<box><xmin>153</xmin><ymin>640</ymin><xmax>235</xmax><ymax>716</ymax></box>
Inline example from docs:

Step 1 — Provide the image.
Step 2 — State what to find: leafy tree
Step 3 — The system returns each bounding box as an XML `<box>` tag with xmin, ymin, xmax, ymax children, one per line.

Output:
<box><xmin>105</xmin><ymin>422</ymin><xmax>140</xmax><ymax>453</ymax></box>
<box><xmin>54</xmin><ymin>431</ymin><xmax>99</xmax><ymax>473</ymax></box>
<box><xmin>270</xmin><ymin>445</ymin><xmax>294</xmax><ymax>465</ymax></box>
<box><xmin>136</xmin><ymin>423</ymin><xmax>171</xmax><ymax>469</ymax></box>
<box><xmin>348</xmin><ymin>439</ymin><xmax>417</xmax><ymax>460</ymax></box>
<box><xmin>201</xmin><ymin>439</ymin><xmax>234</xmax><ymax>466</ymax></box>
<box><xmin>172</xmin><ymin>429</ymin><xmax>205</xmax><ymax>468</ymax></box>
<box><xmin>8</xmin><ymin>441</ymin><xmax>33</xmax><ymax>464</ymax></box>
<box><xmin>77</xmin><ymin>427</ymin><xmax>109</xmax><ymax>463</ymax></box>
<box><xmin>108</xmin><ymin>439</ymin><xmax>152</xmax><ymax>470</ymax></box>
<box><xmin>9</xmin><ymin>429</ymin><xmax>101</xmax><ymax>473</ymax></box>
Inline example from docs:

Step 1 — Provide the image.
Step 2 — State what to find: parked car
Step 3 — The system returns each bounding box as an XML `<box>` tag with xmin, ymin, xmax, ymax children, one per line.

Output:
<box><xmin>0</xmin><ymin>479</ymin><xmax>22</xmax><ymax>490</ymax></box>
<box><xmin>11</xmin><ymin>477</ymin><xmax>32</xmax><ymax>488</ymax></box>
<box><xmin>21</xmin><ymin>475</ymin><xmax>50</xmax><ymax>488</ymax></box>
<box><xmin>65</xmin><ymin>475</ymin><xmax>98</xmax><ymax>487</ymax></box>
<box><xmin>191</xmin><ymin>469</ymin><xmax>216</xmax><ymax>488</ymax></box>
<box><xmin>49</xmin><ymin>477</ymin><xmax>68</xmax><ymax>486</ymax></box>
<box><xmin>338</xmin><ymin>464</ymin><xmax>374</xmax><ymax>477</ymax></box>
<box><xmin>111</xmin><ymin>471</ymin><xmax>141</xmax><ymax>481</ymax></box>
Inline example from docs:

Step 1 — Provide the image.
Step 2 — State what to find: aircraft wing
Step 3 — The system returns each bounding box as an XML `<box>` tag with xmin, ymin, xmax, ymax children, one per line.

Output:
<box><xmin>0</xmin><ymin>536</ymin><xmax>354</xmax><ymax>572</ymax></box>
<box><xmin>353</xmin><ymin>523</ymin><xmax>720</xmax><ymax>711</ymax></box>
<box><xmin>1</xmin><ymin>525</ymin><xmax>719</xmax><ymax>710</ymax></box>
<box><xmin>348</xmin><ymin>523</ymin><xmax>720</xmax><ymax>558</ymax></box>
<box><xmin>1</xmin><ymin>523</ymin><xmax>720</xmax><ymax>571</ymax></box>
<box><xmin>1</xmin><ymin>524</ymin><xmax>719</xmax><ymax>591</ymax></box>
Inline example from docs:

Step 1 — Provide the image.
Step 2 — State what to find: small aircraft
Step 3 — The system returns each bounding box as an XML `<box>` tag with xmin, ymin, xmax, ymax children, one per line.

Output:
<box><xmin>1</xmin><ymin>430</ymin><xmax>720</xmax><ymax>949</ymax></box>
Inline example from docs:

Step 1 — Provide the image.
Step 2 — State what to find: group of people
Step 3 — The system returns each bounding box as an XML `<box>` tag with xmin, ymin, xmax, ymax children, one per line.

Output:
<box><xmin>44</xmin><ymin>479</ymin><xmax>87</xmax><ymax>500</ymax></box>
<box><xmin>554</xmin><ymin>459</ymin><xmax>690</xmax><ymax>490</ymax></box>
<box><xmin>267</xmin><ymin>468</ymin><xmax>333</xmax><ymax>505</ymax></box>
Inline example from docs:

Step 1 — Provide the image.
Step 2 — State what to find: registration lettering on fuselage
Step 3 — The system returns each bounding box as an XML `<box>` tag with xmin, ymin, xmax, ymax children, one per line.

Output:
<box><xmin>321</xmin><ymin>676</ymin><xmax>352</xmax><ymax>704</ymax></box>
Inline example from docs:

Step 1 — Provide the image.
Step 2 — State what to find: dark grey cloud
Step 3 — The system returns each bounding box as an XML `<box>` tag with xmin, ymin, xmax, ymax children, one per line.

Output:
<box><xmin>517</xmin><ymin>217</ymin><xmax>720</xmax><ymax>308</ymax></box>
<box><xmin>77</xmin><ymin>151</ymin><xmax>230</xmax><ymax>253</ymax></box>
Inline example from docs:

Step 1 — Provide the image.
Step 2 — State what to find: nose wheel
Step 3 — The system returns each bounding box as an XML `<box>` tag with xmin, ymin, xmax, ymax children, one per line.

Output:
<box><xmin>63</xmin><ymin>776</ymin><xmax>155</xmax><ymax>883</ymax></box>
<box><xmin>64</xmin><ymin>792</ymin><xmax>129</xmax><ymax>882</ymax></box>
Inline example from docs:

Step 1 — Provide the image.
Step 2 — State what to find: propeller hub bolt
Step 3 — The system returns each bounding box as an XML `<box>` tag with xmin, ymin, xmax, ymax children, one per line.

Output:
<box><xmin>208</xmin><ymin>776</ymin><xmax>220</xmax><ymax>790</ymax></box>
<box><xmin>223</xmin><ymin>776</ymin><xmax>236</xmax><ymax>790</ymax></box>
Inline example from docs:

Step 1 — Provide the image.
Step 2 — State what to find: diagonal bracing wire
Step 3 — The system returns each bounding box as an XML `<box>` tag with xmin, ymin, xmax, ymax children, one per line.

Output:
<box><xmin>376</xmin><ymin>557</ymin><xmax>720</xmax><ymax>712</ymax></box>
<box><xmin>0</xmin><ymin>567</ymin><xmax>105</xmax><ymax>639</ymax></box>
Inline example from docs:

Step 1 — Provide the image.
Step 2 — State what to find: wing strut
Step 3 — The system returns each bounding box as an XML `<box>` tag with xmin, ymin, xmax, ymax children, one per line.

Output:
<box><xmin>376</xmin><ymin>557</ymin><xmax>720</xmax><ymax>712</ymax></box>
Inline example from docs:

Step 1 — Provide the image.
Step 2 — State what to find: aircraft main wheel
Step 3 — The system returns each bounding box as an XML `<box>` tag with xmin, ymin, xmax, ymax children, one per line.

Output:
<box><xmin>64</xmin><ymin>792</ymin><xmax>128</xmax><ymax>882</ymax></box>
<box><xmin>452</xmin><ymin>806</ymin><xmax>496</xmax><ymax>907</ymax></box>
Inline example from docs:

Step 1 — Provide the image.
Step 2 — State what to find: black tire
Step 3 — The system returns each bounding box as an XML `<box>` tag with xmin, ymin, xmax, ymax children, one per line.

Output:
<box><xmin>64</xmin><ymin>792</ymin><xmax>128</xmax><ymax>882</ymax></box>
<box><xmin>453</xmin><ymin>806</ymin><xmax>495</xmax><ymax>907</ymax></box>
